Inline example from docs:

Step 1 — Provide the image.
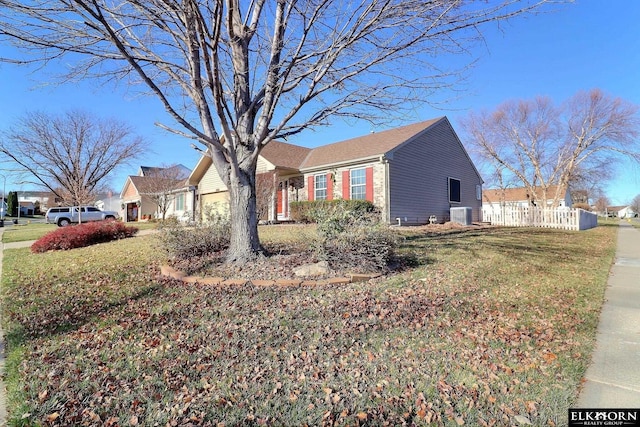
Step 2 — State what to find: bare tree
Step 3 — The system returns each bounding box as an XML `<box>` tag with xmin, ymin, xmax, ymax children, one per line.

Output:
<box><xmin>0</xmin><ymin>0</ymin><xmax>557</xmax><ymax>263</ymax></box>
<box><xmin>0</xmin><ymin>110</ymin><xmax>145</xmax><ymax>206</ymax></box>
<box><xmin>567</xmin><ymin>163</ymin><xmax>610</xmax><ymax>207</ymax></box>
<box><xmin>139</xmin><ymin>165</ymin><xmax>190</xmax><ymax>221</ymax></box>
<box><xmin>594</xmin><ymin>195</ymin><xmax>610</xmax><ymax>216</ymax></box>
<box><xmin>462</xmin><ymin>89</ymin><xmax>640</xmax><ymax>207</ymax></box>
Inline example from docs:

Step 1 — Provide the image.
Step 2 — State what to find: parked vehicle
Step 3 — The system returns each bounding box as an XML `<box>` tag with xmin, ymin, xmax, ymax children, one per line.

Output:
<box><xmin>45</xmin><ymin>206</ymin><xmax>119</xmax><ymax>227</ymax></box>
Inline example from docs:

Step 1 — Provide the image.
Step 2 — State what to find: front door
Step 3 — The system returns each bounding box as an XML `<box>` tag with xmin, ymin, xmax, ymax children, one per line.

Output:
<box><xmin>127</xmin><ymin>203</ymin><xmax>138</xmax><ymax>221</ymax></box>
<box><xmin>277</xmin><ymin>180</ymin><xmax>288</xmax><ymax>220</ymax></box>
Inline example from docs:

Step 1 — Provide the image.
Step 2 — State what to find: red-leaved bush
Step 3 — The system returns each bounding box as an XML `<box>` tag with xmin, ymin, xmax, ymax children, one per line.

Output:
<box><xmin>31</xmin><ymin>221</ymin><xmax>139</xmax><ymax>253</ymax></box>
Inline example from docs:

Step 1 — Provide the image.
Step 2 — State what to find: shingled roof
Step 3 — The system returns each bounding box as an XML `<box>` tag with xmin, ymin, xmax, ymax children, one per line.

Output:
<box><xmin>299</xmin><ymin>118</ymin><xmax>443</xmax><ymax>170</ymax></box>
<box><xmin>128</xmin><ymin>175</ymin><xmax>188</xmax><ymax>193</ymax></box>
<box><xmin>483</xmin><ymin>185</ymin><xmax>565</xmax><ymax>204</ymax></box>
<box><xmin>188</xmin><ymin>117</ymin><xmax>451</xmax><ymax>183</ymax></box>
<box><xmin>260</xmin><ymin>140</ymin><xmax>311</xmax><ymax>170</ymax></box>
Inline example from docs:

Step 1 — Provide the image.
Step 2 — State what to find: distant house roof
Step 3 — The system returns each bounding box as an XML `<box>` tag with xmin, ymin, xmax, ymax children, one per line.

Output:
<box><xmin>19</xmin><ymin>191</ymin><xmax>51</xmax><ymax>198</ymax></box>
<box><xmin>607</xmin><ymin>205</ymin><xmax>631</xmax><ymax>212</ymax></box>
<box><xmin>299</xmin><ymin>118</ymin><xmax>443</xmax><ymax>170</ymax></box>
<box><xmin>483</xmin><ymin>185</ymin><xmax>566</xmax><ymax>204</ymax></box>
<box><xmin>139</xmin><ymin>164</ymin><xmax>190</xmax><ymax>178</ymax></box>
<box><xmin>127</xmin><ymin>175</ymin><xmax>188</xmax><ymax>194</ymax></box>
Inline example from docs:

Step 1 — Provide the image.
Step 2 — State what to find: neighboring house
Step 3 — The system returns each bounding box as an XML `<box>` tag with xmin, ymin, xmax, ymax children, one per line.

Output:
<box><xmin>483</xmin><ymin>185</ymin><xmax>572</xmax><ymax>212</ymax></box>
<box><xmin>607</xmin><ymin>205</ymin><xmax>636</xmax><ymax>218</ymax></box>
<box><xmin>18</xmin><ymin>201</ymin><xmax>36</xmax><ymax>216</ymax></box>
<box><xmin>120</xmin><ymin>165</ymin><xmax>195</xmax><ymax>222</ymax></box>
<box><xmin>189</xmin><ymin>116</ymin><xmax>484</xmax><ymax>225</ymax></box>
<box><xmin>95</xmin><ymin>191</ymin><xmax>122</xmax><ymax>213</ymax></box>
<box><xmin>19</xmin><ymin>191</ymin><xmax>52</xmax><ymax>213</ymax></box>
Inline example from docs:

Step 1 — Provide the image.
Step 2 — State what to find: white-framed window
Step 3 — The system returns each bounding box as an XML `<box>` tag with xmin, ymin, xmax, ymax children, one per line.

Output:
<box><xmin>448</xmin><ymin>177</ymin><xmax>461</xmax><ymax>203</ymax></box>
<box><xmin>314</xmin><ymin>174</ymin><xmax>327</xmax><ymax>200</ymax></box>
<box><xmin>175</xmin><ymin>193</ymin><xmax>185</xmax><ymax>211</ymax></box>
<box><xmin>476</xmin><ymin>184</ymin><xmax>482</xmax><ymax>201</ymax></box>
<box><xmin>350</xmin><ymin>168</ymin><xmax>367</xmax><ymax>200</ymax></box>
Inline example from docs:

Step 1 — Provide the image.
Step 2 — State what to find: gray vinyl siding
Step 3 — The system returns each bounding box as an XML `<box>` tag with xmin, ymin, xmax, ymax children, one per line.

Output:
<box><xmin>388</xmin><ymin>119</ymin><xmax>482</xmax><ymax>224</ymax></box>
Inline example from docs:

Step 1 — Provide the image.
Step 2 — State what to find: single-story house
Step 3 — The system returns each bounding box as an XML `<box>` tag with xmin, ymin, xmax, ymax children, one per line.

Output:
<box><xmin>189</xmin><ymin>116</ymin><xmax>484</xmax><ymax>225</ymax></box>
<box><xmin>120</xmin><ymin>165</ymin><xmax>195</xmax><ymax>222</ymax></box>
<box><xmin>606</xmin><ymin>205</ymin><xmax>636</xmax><ymax>218</ymax></box>
<box><xmin>18</xmin><ymin>201</ymin><xmax>36</xmax><ymax>216</ymax></box>
<box><xmin>482</xmin><ymin>185</ymin><xmax>572</xmax><ymax>212</ymax></box>
<box><xmin>18</xmin><ymin>191</ymin><xmax>53</xmax><ymax>214</ymax></box>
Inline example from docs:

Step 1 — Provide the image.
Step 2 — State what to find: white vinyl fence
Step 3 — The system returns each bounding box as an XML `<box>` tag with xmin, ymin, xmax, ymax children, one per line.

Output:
<box><xmin>482</xmin><ymin>206</ymin><xmax>598</xmax><ymax>231</ymax></box>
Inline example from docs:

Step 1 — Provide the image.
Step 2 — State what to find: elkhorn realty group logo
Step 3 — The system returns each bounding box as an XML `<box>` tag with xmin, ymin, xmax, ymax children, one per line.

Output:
<box><xmin>569</xmin><ymin>409</ymin><xmax>640</xmax><ymax>426</ymax></box>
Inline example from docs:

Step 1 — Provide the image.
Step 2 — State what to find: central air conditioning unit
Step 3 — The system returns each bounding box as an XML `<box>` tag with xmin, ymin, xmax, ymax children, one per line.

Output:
<box><xmin>450</xmin><ymin>207</ymin><xmax>472</xmax><ymax>225</ymax></box>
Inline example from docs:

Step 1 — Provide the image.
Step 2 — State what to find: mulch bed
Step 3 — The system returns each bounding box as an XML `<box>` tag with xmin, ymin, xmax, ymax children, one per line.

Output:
<box><xmin>170</xmin><ymin>222</ymin><xmax>491</xmax><ymax>280</ymax></box>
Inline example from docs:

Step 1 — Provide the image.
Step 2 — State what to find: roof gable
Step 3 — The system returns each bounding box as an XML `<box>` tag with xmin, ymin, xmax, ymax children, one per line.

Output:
<box><xmin>188</xmin><ymin>140</ymin><xmax>312</xmax><ymax>185</ymax></box>
<box><xmin>121</xmin><ymin>175</ymin><xmax>188</xmax><ymax>198</ymax></box>
<box><xmin>139</xmin><ymin>164</ymin><xmax>190</xmax><ymax>178</ymax></box>
<box><xmin>260</xmin><ymin>140</ymin><xmax>312</xmax><ymax>170</ymax></box>
<box><xmin>188</xmin><ymin>117</ymin><xmax>476</xmax><ymax>185</ymax></box>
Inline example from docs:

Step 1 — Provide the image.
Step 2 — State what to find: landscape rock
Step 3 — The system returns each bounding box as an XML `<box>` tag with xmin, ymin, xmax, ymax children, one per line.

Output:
<box><xmin>293</xmin><ymin>261</ymin><xmax>330</xmax><ymax>277</ymax></box>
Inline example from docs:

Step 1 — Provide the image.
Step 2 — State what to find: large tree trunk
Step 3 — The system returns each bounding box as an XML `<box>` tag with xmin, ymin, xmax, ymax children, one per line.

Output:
<box><xmin>226</xmin><ymin>161</ymin><xmax>262</xmax><ymax>264</ymax></box>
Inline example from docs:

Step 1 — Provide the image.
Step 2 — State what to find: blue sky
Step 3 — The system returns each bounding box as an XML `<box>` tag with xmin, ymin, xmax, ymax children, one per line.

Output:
<box><xmin>1</xmin><ymin>0</ymin><xmax>639</xmax><ymax>204</ymax></box>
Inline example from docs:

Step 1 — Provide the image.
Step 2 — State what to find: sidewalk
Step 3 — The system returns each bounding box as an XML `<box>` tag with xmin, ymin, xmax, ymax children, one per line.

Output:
<box><xmin>577</xmin><ymin>221</ymin><xmax>640</xmax><ymax>407</ymax></box>
<box><xmin>0</xmin><ymin>229</ymin><xmax>8</xmax><ymax>426</ymax></box>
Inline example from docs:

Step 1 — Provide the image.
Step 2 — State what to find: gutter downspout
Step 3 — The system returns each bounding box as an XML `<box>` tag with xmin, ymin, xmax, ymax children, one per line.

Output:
<box><xmin>381</xmin><ymin>154</ymin><xmax>391</xmax><ymax>224</ymax></box>
<box><xmin>190</xmin><ymin>185</ymin><xmax>198</xmax><ymax>222</ymax></box>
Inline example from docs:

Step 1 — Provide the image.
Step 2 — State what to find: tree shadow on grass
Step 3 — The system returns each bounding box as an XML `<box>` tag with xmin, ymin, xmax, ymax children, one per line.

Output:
<box><xmin>4</xmin><ymin>278</ymin><xmax>167</xmax><ymax>347</ymax></box>
<box><xmin>396</xmin><ymin>225</ymin><xmax>609</xmax><ymax>272</ymax></box>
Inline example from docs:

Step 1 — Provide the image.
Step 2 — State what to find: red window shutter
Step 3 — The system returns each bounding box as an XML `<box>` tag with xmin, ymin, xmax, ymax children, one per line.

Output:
<box><xmin>327</xmin><ymin>173</ymin><xmax>333</xmax><ymax>200</ymax></box>
<box><xmin>307</xmin><ymin>176</ymin><xmax>314</xmax><ymax>201</ymax></box>
<box><xmin>365</xmin><ymin>167</ymin><xmax>374</xmax><ymax>202</ymax></box>
<box><xmin>342</xmin><ymin>170</ymin><xmax>350</xmax><ymax>200</ymax></box>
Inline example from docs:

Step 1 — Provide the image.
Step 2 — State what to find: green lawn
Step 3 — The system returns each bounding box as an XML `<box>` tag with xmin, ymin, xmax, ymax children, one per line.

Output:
<box><xmin>1</xmin><ymin>223</ymin><xmax>58</xmax><ymax>243</ymax></box>
<box><xmin>1</xmin><ymin>221</ymin><xmax>159</xmax><ymax>244</ymax></box>
<box><xmin>1</xmin><ymin>224</ymin><xmax>617</xmax><ymax>426</ymax></box>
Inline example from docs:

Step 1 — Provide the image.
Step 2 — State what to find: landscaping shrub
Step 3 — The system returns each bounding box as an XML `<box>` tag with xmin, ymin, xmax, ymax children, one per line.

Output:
<box><xmin>311</xmin><ymin>204</ymin><xmax>400</xmax><ymax>272</ymax></box>
<box><xmin>573</xmin><ymin>203</ymin><xmax>592</xmax><ymax>211</ymax></box>
<box><xmin>290</xmin><ymin>199</ymin><xmax>375</xmax><ymax>223</ymax></box>
<box><xmin>30</xmin><ymin>221</ymin><xmax>138</xmax><ymax>253</ymax></box>
<box><xmin>158</xmin><ymin>208</ymin><xmax>230</xmax><ymax>261</ymax></box>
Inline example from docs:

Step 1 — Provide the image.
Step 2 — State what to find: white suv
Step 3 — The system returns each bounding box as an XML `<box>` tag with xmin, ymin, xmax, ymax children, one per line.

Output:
<box><xmin>45</xmin><ymin>206</ymin><xmax>119</xmax><ymax>227</ymax></box>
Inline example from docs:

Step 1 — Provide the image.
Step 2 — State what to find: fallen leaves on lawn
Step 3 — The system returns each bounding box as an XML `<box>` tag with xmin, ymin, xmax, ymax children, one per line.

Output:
<box><xmin>7</xmin><ymin>226</ymin><xmax>616</xmax><ymax>426</ymax></box>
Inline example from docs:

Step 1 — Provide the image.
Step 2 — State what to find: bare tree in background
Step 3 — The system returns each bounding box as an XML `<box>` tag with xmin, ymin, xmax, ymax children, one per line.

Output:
<box><xmin>0</xmin><ymin>110</ymin><xmax>145</xmax><ymax>206</ymax></box>
<box><xmin>462</xmin><ymin>89</ymin><xmax>640</xmax><ymax>207</ymax></box>
<box><xmin>567</xmin><ymin>164</ymin><xmax>611</xmax><ymax>207</ymax></box>
<box><xmin>139</xmin><ymin>165</ymin><xmax>190</xmax><ymax>221</ymax></box>
<box><xmin>0</xmin><ymin>0</ymin><xmax>557</xmax><ymax>263</ymax></box>
<box><xmin>594</xmin><ymin>195</ymin><xmax>611</xmax><ymax>216</ymax></box>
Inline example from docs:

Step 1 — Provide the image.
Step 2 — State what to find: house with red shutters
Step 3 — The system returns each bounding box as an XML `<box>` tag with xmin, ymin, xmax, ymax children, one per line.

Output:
<box><xmin>188</xmin><ymin>116</ymin><xmax>483</xmax><ymax>225</ymax></box>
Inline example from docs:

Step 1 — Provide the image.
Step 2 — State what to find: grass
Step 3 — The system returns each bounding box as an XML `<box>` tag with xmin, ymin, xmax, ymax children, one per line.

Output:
<box><xmin>1</xmin><ymin>223</ymin><xmax>58</xmax><ymax>243</ymax></box>
<box><xmin>1</xmin><ymin>224</ymin><xmax>617</xmax><ymax>426</ymax></box>
<box><xmin>1</xmin><ymin>221</ymin><xmax>158</xmax><ymax>244</ymax></box>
